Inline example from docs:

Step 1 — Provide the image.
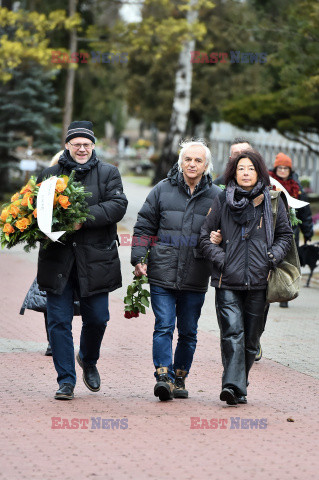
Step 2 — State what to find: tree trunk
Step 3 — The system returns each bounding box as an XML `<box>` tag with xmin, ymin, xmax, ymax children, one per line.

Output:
<box><xmin>61</xmin><ymin>0</ymin><xmax>78</xmax><ymax>147</ymax></box>
<box><xmin>153</xmin><ymin>0</ymin><xmax>198</xmax><ymax>184</ymax></box>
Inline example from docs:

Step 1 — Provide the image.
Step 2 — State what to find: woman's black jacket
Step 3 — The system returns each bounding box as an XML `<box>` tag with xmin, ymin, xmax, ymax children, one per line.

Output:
<box><xmin>20</xmin><ymin>278</ymin><xmax>81</xmax><ymax>315</ymax></box>
<box><xmin>131</xmin><ymin>164</ymin><xmax>221</xmax><ymax>292</ymax></box>
<box><xmin>199</xmin><ymin>190</ymin><xmax>293</xmax><ymax>290</ymax></box>
<box><xmin>36</xmin><ymin>155</ymin><xmax>128</xmax><ymax>297</ymax></box>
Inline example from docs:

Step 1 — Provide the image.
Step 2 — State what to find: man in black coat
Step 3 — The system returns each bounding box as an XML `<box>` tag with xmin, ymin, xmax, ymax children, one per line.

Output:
<box><xmin>213</xmin><ymin>138</ymin><xmax>253</xmax><ymax>187</ymax></box>
<box><xmin>37</xmin><ymin>121</ymin><xmax>128</xmax><ymax>400</ymax></box>
<box><xmin>131</xmin><ymin>140</ymin><xmax>220</xmax><ymax>401</ymax></box>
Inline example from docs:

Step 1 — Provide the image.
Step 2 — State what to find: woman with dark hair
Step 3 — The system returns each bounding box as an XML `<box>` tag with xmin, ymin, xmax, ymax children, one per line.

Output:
<box><xmin>199</xmin><ymin>150</ymin><xmax>293</xmax><ymax>405</ymax></box>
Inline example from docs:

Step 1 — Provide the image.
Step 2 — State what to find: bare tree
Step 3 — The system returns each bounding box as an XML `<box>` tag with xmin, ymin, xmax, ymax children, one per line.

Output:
<box><xmin>61</xmin><ymin>0</ymin><xmax>78</xmax><ymax>146</ymax></box>
<box><xmin>153</xmin><ymin>0</ymin><xmax>198</xmax><ymax>183</ymax></box>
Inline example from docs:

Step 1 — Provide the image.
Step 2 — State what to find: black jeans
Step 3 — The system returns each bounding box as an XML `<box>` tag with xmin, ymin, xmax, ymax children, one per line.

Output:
<box><xmin>215</xmin><ymin>289</ymin><xmax>266</xmax><ymax>396</ymax></box>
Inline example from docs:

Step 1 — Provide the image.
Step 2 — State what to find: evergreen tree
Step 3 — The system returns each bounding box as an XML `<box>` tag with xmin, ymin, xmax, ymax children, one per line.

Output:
<box><xmin>0</xmin><ymin>64</ymin><xmax>60</xmax><ymax>197</ymax></box>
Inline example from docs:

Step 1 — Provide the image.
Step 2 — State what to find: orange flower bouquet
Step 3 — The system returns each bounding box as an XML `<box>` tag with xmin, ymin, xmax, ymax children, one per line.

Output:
<box><xmin>0</xmin><ymin>171</ymin><xmax>93</xmax><ymax>252</ymax></box>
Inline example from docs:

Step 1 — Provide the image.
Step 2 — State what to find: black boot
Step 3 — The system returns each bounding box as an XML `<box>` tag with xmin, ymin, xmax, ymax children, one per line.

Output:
<box><xmin>173</xmin><ymin>369</ymin><xmax>188</xmax><ymax>398</ymax></box>
<box><xmin>154</xmin><ymin>367</ymin><xmax>174</xmax><ymax>401</ymax></box>
<box><xmin>55</xmin><ymin>383</ymin><xmax>74</xmax><ymax>400</ymax></box>
<box><xmin>220</xmin><ymin>388</ymin><xmax>238</xmax><ymax>406</ymax></box>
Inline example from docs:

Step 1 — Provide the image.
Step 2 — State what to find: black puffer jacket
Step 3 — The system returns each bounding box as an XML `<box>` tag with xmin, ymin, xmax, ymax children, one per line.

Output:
<box><xmin>199</xmin><ymin>190</ymin><xmax>293</xmax><ymax>290</ymax></box>
<box><xmin>37</xmin><ymin>150</ymin><xmax>128</xmax><ymax>296</ymax></box>
<box><xmin>20</xmin><ymin>278</ymin><xmax>81</xmax><ymax>315</ymax></box>
<box><xmin>131</xmin><ymin>164</ymin><xmax>221</xmax><ymax>292</ymax></box>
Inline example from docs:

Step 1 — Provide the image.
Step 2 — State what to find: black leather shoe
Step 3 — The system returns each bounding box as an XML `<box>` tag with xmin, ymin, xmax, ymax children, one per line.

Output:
<box><xmin>55</xmin><ymin>383</ymin><xmax>74</xmax><ymax>400</ymax></box>
<box><xmin>237</xmin><ymin>395</ymin><xmax>247</xmax><ymax>404</ymax></box>
<box><xmin>45</xmin><ymin>343</ymin><xmax>52</xmax><ymax>356</ymax></box>
<box><xmin>220</xmin><ymin>388</ymin><xmax>238</xmax><ymax>405</ymax></box>
<box><xmin>76</xmin><ymin>353</ymin><xmax>100</xmax><ymax>392</ymax></box>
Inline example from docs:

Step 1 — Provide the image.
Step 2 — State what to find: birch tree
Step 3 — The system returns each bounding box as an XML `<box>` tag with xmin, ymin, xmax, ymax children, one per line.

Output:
<box><xmin>154</xmin><ymin>0</ymin><xmax>200</xmax><ymax>182</ymax></box>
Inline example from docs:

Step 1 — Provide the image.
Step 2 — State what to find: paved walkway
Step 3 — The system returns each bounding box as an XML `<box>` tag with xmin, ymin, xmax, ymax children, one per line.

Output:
<box><xmin>1</xmin><ymin>178</ymin><xmax>319</xmax><ymax>479</ymax></box>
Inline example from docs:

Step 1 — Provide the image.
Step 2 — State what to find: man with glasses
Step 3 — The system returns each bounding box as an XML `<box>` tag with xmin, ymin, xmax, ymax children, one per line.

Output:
<box><xmin>37</xmin><ymin>121</ymin><xmax>128</xmax><ymax>400</ymax></box>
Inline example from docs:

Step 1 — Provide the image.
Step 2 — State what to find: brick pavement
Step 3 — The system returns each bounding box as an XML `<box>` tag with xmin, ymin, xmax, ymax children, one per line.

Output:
<box><xmin>0</xmin><ymin>251</ymin><xmax>319</xmax><ymax>480</ymax></box>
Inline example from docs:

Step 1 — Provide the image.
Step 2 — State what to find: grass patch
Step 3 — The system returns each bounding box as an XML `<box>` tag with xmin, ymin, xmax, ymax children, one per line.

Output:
<box><xmin>123</xmin><ymin>175</ymin><xmax>152</xmax><ymax>186</ymax></box>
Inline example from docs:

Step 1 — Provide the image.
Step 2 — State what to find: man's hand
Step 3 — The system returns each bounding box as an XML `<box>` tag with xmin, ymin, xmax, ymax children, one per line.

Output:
<box><xmin>73</xmin><ymin>223</ymin><xmax>83</xmax><ymax>231</ymax></box>
<box><xmin>134</xmin><ymin>263</ymin><xmax>148</xmax><ymax>277</ymax></box>
<box><xmin>210</xmin><ymin>229</ymin><xmax>222</xmax><ymax>245</ymax></box>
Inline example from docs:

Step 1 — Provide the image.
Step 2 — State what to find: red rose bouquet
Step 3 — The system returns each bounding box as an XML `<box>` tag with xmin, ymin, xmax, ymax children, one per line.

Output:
<box><xmin>124</xmin><ymin>253</ymin><xmax>150</xmax><ymax>318</ymax></box>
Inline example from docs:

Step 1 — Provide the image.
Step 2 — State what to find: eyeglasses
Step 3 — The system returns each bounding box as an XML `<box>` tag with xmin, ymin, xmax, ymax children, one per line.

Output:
<box><xmin>277</xmin><ymin>166</ymin><xmax>290</xmax><ymax>171</ymax></box>
<box><xmin>68</xmin><ymin>141</ymin><xmax>94</xmax><ymax>150</ymax></box>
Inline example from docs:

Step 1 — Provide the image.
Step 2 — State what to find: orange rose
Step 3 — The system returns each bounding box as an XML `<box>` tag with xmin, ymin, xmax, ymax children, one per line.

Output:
<box><xmin>11</xmin><ymin>192</ymin><xmax>20</xmax><ymax>202</ymax></box>
<box><xmin>8</xmin><ymin>204</ymin><xmax>20</xmax><ymax>218</ymax></box>
<box><xmin>20</xmin><ymin>184</ymin><xmax>32</xmax><ymax>195</ymax></box>
<box><xmin>55</xmin><ymin>179</ymin><xmax>67</xmax><ymax>193</ymax></box>
<box><xmin>0</xmin><ymin>209</ymin><xmax>9</xmax><ymax>222</ymax></box>
<box><xmin>58</xmin><ymin>195</ymin><xmax>71</xmax><ymax>209</ymax></box>
<box><xmin>32</xmin><ymin>208</ymin><xmax>37</xmax><ymax>218</ymax></box>
<box><xmin>21</xmin><ymin>193</ymin><xmax>34</xmax><ymax>207</ymax></box>
<box><xmin>15</xmin><ymin>217</ymin><xmax>31</xmax><ymax>232</ymax></box>
<box><xmin>3</xmin><ymin>223</ymin><xmax>15</xmax><ymax>234</ymax></box>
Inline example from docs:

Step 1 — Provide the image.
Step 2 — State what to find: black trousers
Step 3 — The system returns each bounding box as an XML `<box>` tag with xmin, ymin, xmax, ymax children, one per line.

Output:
<box><xmin>215</xmin><ymin>289</ymin><xmax>266</xmax><ymax>396</ymax></box>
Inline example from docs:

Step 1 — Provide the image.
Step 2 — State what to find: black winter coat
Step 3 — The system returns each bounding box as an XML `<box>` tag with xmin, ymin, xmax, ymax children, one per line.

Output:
<box><xmin>199</xmin><ymin>190</ymin><xmax>293</xmax><ymax>290</ymax></box>
<box><xmin>131</xmin><ymin>164</ymin><xmax>221</xmax><ymax>292</ymax></box>
<box><xmin>37</xmin><ymin>152</ymin><xmax>128</xmax><ymax>296</ymax></box>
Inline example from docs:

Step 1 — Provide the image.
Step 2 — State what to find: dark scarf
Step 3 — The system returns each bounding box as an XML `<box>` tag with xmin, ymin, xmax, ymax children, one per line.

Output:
<box><xmin>226</xmin><ymin>180</ymin><xmax>273</xmax><ymax>247</ymax></box>
<box><xmin>58</xmin><ymin>149</ymin><xmax>99</xmax><ymax>179</ymax></box>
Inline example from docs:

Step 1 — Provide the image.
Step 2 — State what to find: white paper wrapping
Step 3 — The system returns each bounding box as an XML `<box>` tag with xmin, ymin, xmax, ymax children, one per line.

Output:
<box><xmin>270</xmin><ymin>177</ymin><xmax>309</xmax><ymax>209</ymax></box>
<box><xmin>37</xmin><ymin>176</ymin><xmax>66</xmax><ymax>242</ymax></box>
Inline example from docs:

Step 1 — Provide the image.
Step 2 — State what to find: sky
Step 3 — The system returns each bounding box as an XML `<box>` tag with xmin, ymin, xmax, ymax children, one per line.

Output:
<box><xmin>119</xmin><ymin>0</ymin><xmax>142</xmax><ymax>23</ymax></box>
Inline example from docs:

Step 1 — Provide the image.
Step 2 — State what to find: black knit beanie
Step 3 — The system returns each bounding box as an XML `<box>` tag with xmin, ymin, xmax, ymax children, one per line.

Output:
<box><xmin>65</xmin><ymin>121</ymin><xmax>95</xmax><ymax>143</ymax></box>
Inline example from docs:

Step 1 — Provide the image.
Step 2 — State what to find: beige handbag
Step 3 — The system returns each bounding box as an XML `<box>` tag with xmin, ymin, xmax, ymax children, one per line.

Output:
<box><xmin>266</xmin><ymin>191</ymin><xmax>301</xmax><ymax>303</ymax></box>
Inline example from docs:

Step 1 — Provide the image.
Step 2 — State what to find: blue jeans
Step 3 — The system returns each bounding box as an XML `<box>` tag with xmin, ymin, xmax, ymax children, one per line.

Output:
<box><xmin>47</xmin><ymin>274</ymin><xmax>109</xmax><ymax>387</ymax></box>
<box><xmin>150</xmin><ymin>285</ymin><xmax>205</xmax><ymax>381</ymax></box>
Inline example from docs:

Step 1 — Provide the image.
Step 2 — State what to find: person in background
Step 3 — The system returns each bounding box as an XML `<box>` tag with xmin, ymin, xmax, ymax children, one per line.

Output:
<box><xmin>213</xmin><ymin>138</ymin><xmax>253</xmax><ymax>186</ymax></box>
<box><xmin>20</xmin><ymin>279</ymin><xmax>80</xmax><ymax>356</ymax></box>
<box><xmin>131</xmin><ymin>140</ymin><xmax>221</xmax><ymax>401</ymax></box>
<box><xmin>200</xmin><ymin>150</ymin><xmax>292</xmax><ymax>405</ymax></box>
<box><xmin>269</xmin><ymin>152</ymin><xmax>313</xmax><ymax>307</ymax></box>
